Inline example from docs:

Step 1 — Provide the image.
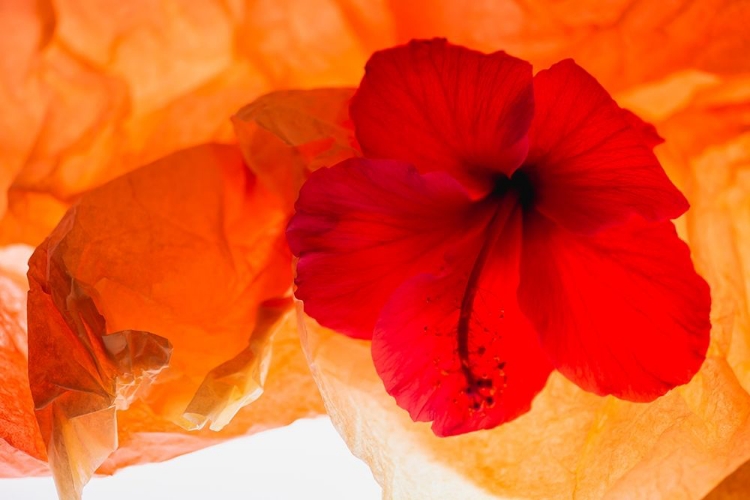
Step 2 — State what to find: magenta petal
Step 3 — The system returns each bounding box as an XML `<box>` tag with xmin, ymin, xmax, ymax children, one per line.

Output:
<box><xmin>351</xmin><ymin>39</ymin><xmax>534</xmax><ymax>196</ymax></box>
<box><xmin>288</xmin><ymin>158</ymin><xmax>492</xmax><ymax>339</ymax></box>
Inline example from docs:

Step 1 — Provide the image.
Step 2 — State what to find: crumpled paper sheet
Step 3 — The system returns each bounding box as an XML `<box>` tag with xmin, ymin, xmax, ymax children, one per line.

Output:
<box><xmin>25</xmin><ymin>144</ymin><xmax>324</xmax><ymax>499</ymax></box>
<box><xmin>0</xmin><ymin>245</ymin><xmax>48</xmax><ymax>477</ymax></box>
<box><xmin>232</xmin><ymin>88</ymin><xmax>359</xmax><ymax>213</ymax></box>
<box><xmin>3</xmin><ymin>0</ymin><xmax>747</xmax><ymax>246</ymax></box>
<box><xmin>0</xmin><ymin>0</ymin><xmax>378</xmax><ymax>245</ymax></box>
<box><xmin>2</xmin><ymin>0</ymin><xmax>749</xmax><ymax>498</ymax></box>
<box><xmin>706</xmin><ymin>459</ymin><xmax>750</xmax><ymax>499</ymax></box>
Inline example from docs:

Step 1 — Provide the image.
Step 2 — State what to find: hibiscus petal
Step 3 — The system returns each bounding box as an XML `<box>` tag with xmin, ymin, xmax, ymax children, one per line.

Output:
<box><xmin>372</xmin><ymin>208</ymin><xmax>552</xmax><ymax>436</ymax></box>
<box><xmin>524</xmin><ymin>59</ymin><xmax>688</xmax><ymax>233</ymax></box>
<box><xmin>619</xmin><ymin>108</ymin><xmax>664</xmax><ymax>149</ymax></box>
<box><xmin>518</xmin><ymin>212</ymin><xmax>711</xmax><ymax>400</ymax></box>
<box><xmin>288</xmin><ymin>158</ymin><xmax>496</xmax><ymax>339</ymax></box>
<box><xmin>350</xmin><ymin>38</ymin><xmax>534</xmax><ymax>195</ymax></box>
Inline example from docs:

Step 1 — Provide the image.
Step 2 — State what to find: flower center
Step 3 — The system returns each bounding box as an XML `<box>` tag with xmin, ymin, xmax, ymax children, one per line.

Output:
<box><xmin>509</xmin><ymin>169</ymin><xmax>534</xmax><ymax>209</ymax></box>
<box><xmin>492</xmin><ymin>168</ymin><xmax>534</xmax><ymax>209</ymax></box>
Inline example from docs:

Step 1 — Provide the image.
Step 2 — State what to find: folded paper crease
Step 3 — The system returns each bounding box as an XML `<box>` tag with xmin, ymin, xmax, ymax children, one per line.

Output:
<box><xmin>0</xmin><ymin>0</ymin><xmax>748</xmax><ymax>498</ymax></box>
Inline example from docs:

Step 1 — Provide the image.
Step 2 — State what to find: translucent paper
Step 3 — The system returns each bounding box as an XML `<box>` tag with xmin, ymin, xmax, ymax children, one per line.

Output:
<box><xmin>25</xmin><ymin>145</ymin><xmax>324</xmax><ymax>498</ymax></box>
<box><xmin>1</xmin><ymin>1</ymin><xmax>748</xmax><ymax>498</ymax></box>
<box><xmin>0</xmin><ymin>0</ymin><xmax>375</xmax><ymax>246</ymax></box>
<box><xmin>232</xmin><ymin>88</ymin><xmax>358</xmax><ymax>212</ymax></box>
<box><xmin>0</xmin><ymin>246</ymin><xmax>48</xmax><ymax>477</ymax></box>
<box><xmin>4</xmin><ymin>0</ymin><xmax>746</xmax><ymax>245</ymax></box>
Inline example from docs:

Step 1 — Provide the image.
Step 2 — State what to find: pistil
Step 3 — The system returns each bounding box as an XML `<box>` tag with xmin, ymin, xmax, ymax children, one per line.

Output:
<box><xmin>456</xmin><ymin>185</ymin><xmax>520</xmax><ymax>387</ymax></box>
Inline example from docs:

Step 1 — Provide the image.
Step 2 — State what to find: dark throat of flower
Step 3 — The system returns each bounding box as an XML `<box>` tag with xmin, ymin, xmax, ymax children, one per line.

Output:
<box><xmin>456</xmin><ymin>175</ymin><xmax>526</xmax><ymax>388</ymax></box>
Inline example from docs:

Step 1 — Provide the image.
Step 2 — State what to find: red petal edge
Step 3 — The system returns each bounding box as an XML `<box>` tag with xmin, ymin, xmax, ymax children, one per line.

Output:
<box><xmin>620</xmin><ymin>108</ymin><xmax>664</xmax><ymax>149</ymax></box>
<box><xmin>524</xmin><ymin>59</ymin><xmax>687</xmax><ymax>234</ymax></box>
<box><xmin>287</xmin><ymin>158</ymin><xmax>493</xmax><ymax>339</ymax></box>
<box><xmin>518</xmin><ymin>212</ymin><xmax>711</xmax><ymax>401</ymax></box>
<box><xmin>351</xmin><ymin>38</ymin><xmax>534</xmax><ymax>196</ymax></box>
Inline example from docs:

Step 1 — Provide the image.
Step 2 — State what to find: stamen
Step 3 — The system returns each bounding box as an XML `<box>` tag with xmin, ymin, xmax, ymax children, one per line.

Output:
<box><xmin>456</xmin><ymin>189</ymin><xmax>520</xmax><ymax>389</ymax></box>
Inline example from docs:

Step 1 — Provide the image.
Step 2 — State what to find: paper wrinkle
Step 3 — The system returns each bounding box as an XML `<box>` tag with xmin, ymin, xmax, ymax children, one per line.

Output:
<box><xmin>104</xmin><ymin>331</ymin><xmax>174</xmax><ymax>411</ymax></box>
<box><xmin>0</xmin><ymin>245</ymin><xmax>48</xmax><ymax>477</ymax></box>
<box><xmin>232</xmin><ymin>88</ymin><xmax>359</xmax><ymax>212</ymax></box>
<box><xmin>183</xmin><ymin>297</ymin><xmax>294</xmax><ymax>431</ymax></box>
<box><xmin>2</xmin><ymin>0</ymin><xmax>749</xmax><ymax>496</ymax></box>
<box><xmin>28</xmin><ymin>227</ymin><xmax>172</xmax><ymax>499</ymax></box>
<box><xmin>4</xmin><ymin>0</ymin><xmax>748</xmax><ymax>247</ymax></box>
<box><xmin>22</xmin><ymin>144</ymin><xmax>325</xmax><ymax>496</ymax></box>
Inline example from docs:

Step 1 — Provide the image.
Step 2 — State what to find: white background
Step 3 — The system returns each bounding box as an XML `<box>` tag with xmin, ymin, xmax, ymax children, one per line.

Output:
<box><xmin>0</xmin><ymin>418</ymin><xmax>382</xmax><ymax>499</ymax></box>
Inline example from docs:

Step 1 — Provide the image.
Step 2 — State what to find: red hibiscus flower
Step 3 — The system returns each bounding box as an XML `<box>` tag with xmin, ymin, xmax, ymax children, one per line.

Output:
<box><xmin>287</xmin><ymin>39</ymin><xmax>711</xmax><ymax>437</ymax></box>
